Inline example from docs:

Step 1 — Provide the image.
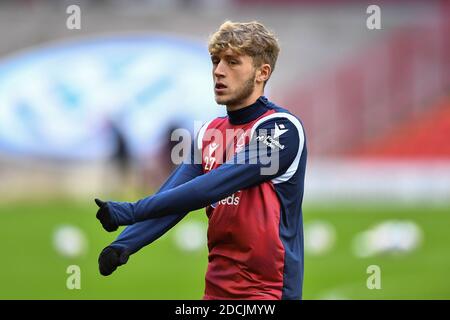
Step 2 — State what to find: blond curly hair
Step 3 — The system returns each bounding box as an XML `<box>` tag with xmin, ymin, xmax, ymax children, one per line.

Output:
<box><xmin>208</xmin><ymin>20</ymin><xmax>280</xmax><ymax>74</ymax></box>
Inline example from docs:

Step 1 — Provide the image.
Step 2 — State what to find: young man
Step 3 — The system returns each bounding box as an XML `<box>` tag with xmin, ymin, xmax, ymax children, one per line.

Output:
<box><xmin>95</xmin><ymin>21</ymin><xmax>307</xmax><ymax>300</ymax></box>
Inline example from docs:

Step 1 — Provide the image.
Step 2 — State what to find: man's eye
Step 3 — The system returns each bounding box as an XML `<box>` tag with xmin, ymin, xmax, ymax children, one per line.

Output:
<box><xmin>211</xmin><ymin>58</ymin><xmax>219</xmax><ymax>64</ymax></box>
<box><xmin>229</xmin><ymin>60</ymin><xmax>238</xmax><ymax>65</ymax></box>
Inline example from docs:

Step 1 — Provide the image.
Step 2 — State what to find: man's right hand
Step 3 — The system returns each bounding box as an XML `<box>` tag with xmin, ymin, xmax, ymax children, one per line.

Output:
<box><xmin>98</xmin><ymin>246</ymin><xmax>130</xmax><ymax>276</ymax></box>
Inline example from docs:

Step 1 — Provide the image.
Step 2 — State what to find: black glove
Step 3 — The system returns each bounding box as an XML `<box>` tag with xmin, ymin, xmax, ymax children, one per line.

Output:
<box><xmin>95</xmin><ymin>198</ymin><xmax>118</xmax><ymax>232</ymax></box>
<box><xmin>98</xmin><ymin>246</ymin><xmax>130</xmax><ymax>276</ymax></box>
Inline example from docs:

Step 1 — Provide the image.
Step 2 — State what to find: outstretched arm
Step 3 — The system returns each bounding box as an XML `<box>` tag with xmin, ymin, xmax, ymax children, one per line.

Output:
<box><xmin>104</xmin><ymin>116</ymin><xmax>304</xmax><ymax>227</ymax></box>
<box><xmin>96</xmin><ymin>139</ymin><xmax>203</xmax><ymax>276</ymax></box>
<box><xmin>110</xmin><ymin>155</ymin><xmax>203</xmax><ymax>254</ymax></box>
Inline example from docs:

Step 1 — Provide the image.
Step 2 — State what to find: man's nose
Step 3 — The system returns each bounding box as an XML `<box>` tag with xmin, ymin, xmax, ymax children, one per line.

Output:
<box><xmin>214</xmin><ymin>60</ymin><xmax>226</xmax><ymax>78</ymax></box>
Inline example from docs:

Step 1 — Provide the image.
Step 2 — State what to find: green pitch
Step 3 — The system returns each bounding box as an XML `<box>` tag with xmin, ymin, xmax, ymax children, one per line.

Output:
<box><xmin>0</xmin><ymin>200</ymin><xmax>449</xmax><ymax>299</ymax></box>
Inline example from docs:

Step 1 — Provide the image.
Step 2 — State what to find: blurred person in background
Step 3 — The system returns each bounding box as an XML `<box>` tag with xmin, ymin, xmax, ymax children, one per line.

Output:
<box><xmin>94</xmin><ymin>20</ymin><xmax>307</xmax><ymax>300</ymax></box>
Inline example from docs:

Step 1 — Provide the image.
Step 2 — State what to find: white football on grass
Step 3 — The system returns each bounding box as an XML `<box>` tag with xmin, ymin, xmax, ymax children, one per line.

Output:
<box><xmin>53</xmin><ymin>225</ymin><xmax>87</xmax><ymax>258</ymax></box>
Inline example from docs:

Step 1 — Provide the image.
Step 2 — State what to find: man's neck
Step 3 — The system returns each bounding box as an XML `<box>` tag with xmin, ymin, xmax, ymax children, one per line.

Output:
<box><xmin>226</xmin><ymin>95</ymin><xmax>268</xmax><ymax>125</ymax></box>
<box><xmin>226</xmin><ymin>91</ymin><xmax>264</xmax><ymax>112</ymax></box>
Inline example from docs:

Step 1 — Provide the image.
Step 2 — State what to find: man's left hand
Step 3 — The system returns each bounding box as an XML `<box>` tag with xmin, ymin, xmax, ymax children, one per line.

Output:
<box><xmin>95</xmin><ymin>198</ymin><xmax>118</xmax><ymax>232</ymax></box>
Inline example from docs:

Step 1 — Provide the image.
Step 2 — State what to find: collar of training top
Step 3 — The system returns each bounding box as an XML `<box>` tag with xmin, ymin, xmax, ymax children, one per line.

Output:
<box><xmin>227</xmin><ymin>96</ymin><xmax>270</xmax><ymax>125</ymax></box>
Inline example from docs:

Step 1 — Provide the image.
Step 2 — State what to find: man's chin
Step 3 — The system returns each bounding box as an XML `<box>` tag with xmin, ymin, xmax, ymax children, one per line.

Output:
<box><xmin>214</xmin><ymin>95</ymin><xmax>229</xmax><ymax>106</ymax></box>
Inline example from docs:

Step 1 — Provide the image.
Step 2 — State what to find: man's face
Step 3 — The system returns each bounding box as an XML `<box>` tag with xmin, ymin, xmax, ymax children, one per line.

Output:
<box><xmin>211</xmin><ymin>48</ymin><xmax>257</xmax><ymax>107</ymax></box>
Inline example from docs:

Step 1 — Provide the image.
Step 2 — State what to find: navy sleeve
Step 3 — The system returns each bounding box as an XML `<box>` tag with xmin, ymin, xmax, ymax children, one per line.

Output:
<box><xmin>109</xmin><ymin>140</ymin><xmax>203</xmax><ymax>254</ymax></box>
<box><xmin>108</xmin><ymin>117</ymin><xmax>302</xmax><ymax>225</ymax></box>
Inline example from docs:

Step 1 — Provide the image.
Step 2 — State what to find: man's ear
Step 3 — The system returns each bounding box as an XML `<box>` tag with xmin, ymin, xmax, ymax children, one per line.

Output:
<box><xmin>256</xmin><ymin>64</ymin><xmax>271</xmax><ymax>83</ymax></box>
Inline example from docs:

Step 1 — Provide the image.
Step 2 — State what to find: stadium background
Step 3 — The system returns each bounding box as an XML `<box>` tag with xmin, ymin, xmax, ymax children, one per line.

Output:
<box><xmin>0</xmin><ymin>0</ymin><xmax>449</xmax><ymax>299</ymax></box>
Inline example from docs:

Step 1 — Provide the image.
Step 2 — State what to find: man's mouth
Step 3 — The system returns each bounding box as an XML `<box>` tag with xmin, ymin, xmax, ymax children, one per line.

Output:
<box><xmin>215</xmin><ymin>83</ymin><xmax>227</xmax><ymax>93</ymax></box>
